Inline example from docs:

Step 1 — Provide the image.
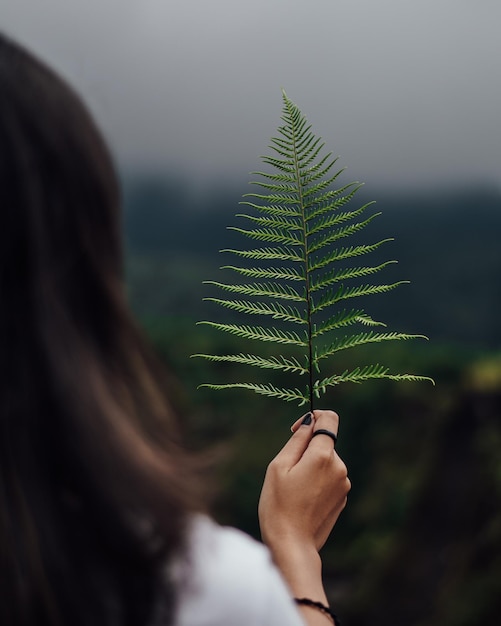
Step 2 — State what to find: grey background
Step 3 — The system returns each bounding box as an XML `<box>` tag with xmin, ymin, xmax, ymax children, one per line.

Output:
<box><xmin>2</xmin><ymin>0</ymin><xmax>500</xmax><ymax>189</ymax></box>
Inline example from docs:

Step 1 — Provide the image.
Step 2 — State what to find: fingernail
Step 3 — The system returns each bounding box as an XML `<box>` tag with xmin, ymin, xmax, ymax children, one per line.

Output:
<box><xmin>301</xmin><ymin>412</ymin><xmax>313</xmax><ymax>426</ymax></box>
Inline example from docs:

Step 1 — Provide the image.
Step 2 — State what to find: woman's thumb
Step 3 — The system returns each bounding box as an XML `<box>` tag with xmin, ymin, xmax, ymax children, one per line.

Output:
<box><xmin>276</xmin><ymin>412</ymin><xmax>315</xmax><ymax>468</ymax></box>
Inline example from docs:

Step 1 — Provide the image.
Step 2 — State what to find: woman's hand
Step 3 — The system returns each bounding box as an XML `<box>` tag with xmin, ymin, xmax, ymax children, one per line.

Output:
<box><xmin>259</xmin><ymin>409</ymin><xmax>350</xmax><ymax>554</ymax></box>
<box><xmin>258</xmin><ymin>409</ymin><xmax>351</xmax><ymax>620</ymax></box>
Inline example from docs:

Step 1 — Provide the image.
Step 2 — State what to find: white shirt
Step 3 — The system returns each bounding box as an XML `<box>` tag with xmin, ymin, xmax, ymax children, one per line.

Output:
<box><xmin>172</xmin><ymin>516</ymin><xmax>305</xmax><ymax>626</ymax></box>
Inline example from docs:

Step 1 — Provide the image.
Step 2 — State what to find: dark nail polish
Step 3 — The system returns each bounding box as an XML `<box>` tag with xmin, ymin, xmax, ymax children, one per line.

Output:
<box><xmin>301</xmin><ymin>412</ymin><xmax>313</xmax><ymax>426</ymax></box>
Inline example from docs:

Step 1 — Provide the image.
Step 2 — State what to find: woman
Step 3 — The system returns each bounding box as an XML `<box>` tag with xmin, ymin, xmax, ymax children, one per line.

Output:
<box><xmin>0</xmin><ymin>32</ymin><xmax>350</xmax><ymax>626</ymax></box>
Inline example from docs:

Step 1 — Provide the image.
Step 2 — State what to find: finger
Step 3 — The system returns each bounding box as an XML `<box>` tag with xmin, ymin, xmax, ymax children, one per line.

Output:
<box><xmin>310</xmin><ymin>409</ymin><xmax>340</xmax><ymax>451</ymax></box>
<box><xmin>274</xmin><ymin>413</ymin><xmax>315</xmax><ymax>468</ymax></box>
<box><xmin>290</xmin><ymin>411</ymin><xmax>314</xmax><ymax>433</ymax></box>
<box><xmin>313</xmin><ymin>409</ymin><xmax>340</xmax><ymax>437</ymax></box>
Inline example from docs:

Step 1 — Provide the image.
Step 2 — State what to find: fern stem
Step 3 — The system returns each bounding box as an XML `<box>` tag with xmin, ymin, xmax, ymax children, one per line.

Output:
<box><xmin>306</xmin><ymin>284</ymin><xmax>314</xmax><ymax>411</ymax></box>
<box><xmin>287</xmin><ymin>97</ymin><xmax>314</xmax><ymax>411</ymax></box>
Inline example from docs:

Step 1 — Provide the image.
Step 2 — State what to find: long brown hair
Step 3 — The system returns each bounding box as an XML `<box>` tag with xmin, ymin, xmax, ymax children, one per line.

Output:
<box><xmin>0</xmin><ymin>33</ymin><xmax>201</xmax><ymax>626</ymax></box>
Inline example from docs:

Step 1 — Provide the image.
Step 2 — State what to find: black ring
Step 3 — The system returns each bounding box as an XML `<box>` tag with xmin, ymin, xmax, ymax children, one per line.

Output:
<box><xmin>311</xmin><ymin>428</ymin><xmax>338</xmax><ymax>447</ymax></box>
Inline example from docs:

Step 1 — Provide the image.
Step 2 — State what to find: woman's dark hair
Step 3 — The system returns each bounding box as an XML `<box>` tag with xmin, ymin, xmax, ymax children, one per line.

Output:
<box><xmin>0</xmin><ymin>33</ymin><xmax>201</xmax><ymax>626</ymax></box>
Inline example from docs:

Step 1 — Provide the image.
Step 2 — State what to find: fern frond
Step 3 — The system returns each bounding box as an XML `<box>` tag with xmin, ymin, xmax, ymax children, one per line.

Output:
<box><xmin>247</xmin><ymin>181</ymin><xmax>296</xmax><ymax>193</ymax></box>
<box><xmin>193</xmin><ymin>353</ymin><xmax>307</xmax><ymax>375</ymax></box>
<box><xmin>244</xmin><ymin>191</ymin><xmax>299</xmax><ymax>204</ymax></box>
<box><xmin>308</xmin><ymin>239</ymin><xmax>393</xmax><ymax>271</ymax></box>
<box><xmin>265</xmin><ymin>141</ymin><xmax>295</xmax><ymax>159</ymax></box>
<box><xmin>310</xmin><ymin>262</ymin><xmax>397</xmax><ymax>292</ymax></box>
<box><xmin>197</xmin><ymin>322</ymin><xmax>307</xmax><ymax>346</ymax></box>
<box><xmin>301</xmin><ymin>171</ymin><xmax>347</xmax><ymax>201</ymax></box>
<box><xmin>235</xmin><ymin>214</ymin><xmax>302</xmax><ymax>231</ymax></box>
<box><xmin>195</xmin><ymin>91</ymin><xmax>432</xmax><ymax>408</ymax></box>
<box><xmin>204</xmin><ymin>281</ymin><xmax>303</xmax><ymax>302</ymax></box>
<box><xmin>204</xmin><ymin>298</ymin><xmax>305</xmax><ymax>324</ymax></box>
<box><xmin>222</xmin><ymin>266</ymin><xmax>305</xmax><ymax>282</ymax></box>
<box><xmin>228</xmin><ymin>227</ymin><xmax>303</xmax><ymax>247</ymax></box>
<box><xmin>312</xmin><ymin>310</ymin><xmax>385</xmax><ymax>339</ymax></box>
<box><xmin>314</xmin><ymin>366</ymin><xmax>435</xmax><ymax>395</ymax></box>
<box><xmin>306</xmin><ymin>202</ymin><xmax>374</xmax><ymax>236</ymax></box>
<box><xmin>307</xmin><ymin>213</ymin><xmax>381</xmax><ymax>254</ymax></box>
<box><xmin>251</xmin><ymin>170</ymin><xmax>297</xmax><ymax>183</ymax></box>
<box><xmin>315</xmin><ymin>332</ymin><xmax>427</xmax><ymax>362</ymax></box>
<box><xmin>199</xmin><ymin>382</ymin><xmax>309</xmax><ymax>405</ymax></box>
<box><xmin>300</xmin><ymin>154</ymin><xmax>340</xmax><ymax>186</ymax></box>
<box><xmin>356</xmin><ymin>315</ymin><xmax>387</xmax><ymax>327</ymax></box>
<box><xmin>304</xmin><ymin>181</ymin><xmax>360</xmax><ymax>214</ymax></box>
<box><xmin>221</xmin><ymin>247</ymin><xmax>304</xmax><ymax>262</ymax></box>
<box><xmin>239</xmin><ymin>201</ymin><xmax>300</xmax><ymax>218</ymax></box>
<box><xmin>311</xmin><ymin>282</ymin><xmax>407</xmax><ymax>315</ymax></box>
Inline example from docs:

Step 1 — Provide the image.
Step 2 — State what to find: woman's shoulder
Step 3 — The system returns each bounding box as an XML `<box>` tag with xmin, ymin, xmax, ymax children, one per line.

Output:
<box><xmin>171</xmin><ymin>515</ymin><xmax>304</xmax><ymax>626</ymax></box>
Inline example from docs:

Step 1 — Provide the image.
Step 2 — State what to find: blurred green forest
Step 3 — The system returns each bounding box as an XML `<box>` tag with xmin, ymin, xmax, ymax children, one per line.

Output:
<box><xmin>123</xmin><ymin>175</ymin><xmax>501</xmax><ymax>626</ymax></box>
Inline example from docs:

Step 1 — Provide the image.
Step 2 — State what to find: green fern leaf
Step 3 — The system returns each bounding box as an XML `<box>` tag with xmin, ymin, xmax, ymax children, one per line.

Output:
<box><xmin>204</xmin><ymin>281</ymin><xmax>303</xmax><ymax>302</ymax></box>
<box><xmin>310</xmin><ymin>262</ymin><xmax>397</xmax><ymax>292</ymax></box>
<box><xmin>239</xmin><ymin>201</ymin><xmax>299</xmax><ymax>218</ymax></box>
<box><xmin>314</xmin><ymin>331</ymin><xmax>427</xmax><ymax>362</ymax></box>
<box><xmin>307</xmin><ymin>214</ymin><xmax>381</xmax><ymax>254</ymax></box>
<box><xmin>305</xmin><ymin>182</ymin><xmax>361</xmax><ymax>215</ymax></box>
<box><xmin>221</xmin><ymin>246</ymin><xmax>303</xmax><ymax>262</ymax></box>
<box><xmin>306</xmin><ymin>202</ymin><xmax>374</xmax><ymax>236</ymax></box>
<box><xmin>193</xmin><ymin>353</ymin><xmax>307</xmax><ymax>375</ymax></box>
<box><xmin>203</xmin><ymin>299</ymin><xmax>305</xmax><ymax>324</ymax></box>
<box><xmin>312</xmin><ymin>310</ymin><xmax>386</xmax><ymax>338</ymax></box>
<box><xmin>311</xmin><ymin>282</ymin><xmax>407</xmax><ymax>315</ymax></box>
<box><xmin>235</xmin><ymin>214</ymin><xmax>302</xmax><ymax>231</ymax></box>
<box><xmin>195</xmin><ymin>91</ymin><xmax>433</xmax><ymax>408</ymax></box>
<box><xmin>199</xmin><ymin>382</ymin><xmax>309</xmax><ymax>405</ymax></box>
<box><xmin>314</xmin><ymin>366</ymin><xmax>434</xmax><ymax>395</ymax></box>
<box><xmin>221</xmin><ymin>266</ymin><xmax>304</xmax><ymax>282</ymax></box>
<box><xmin>228</xmin><ymin>226</ymin><xmax>303</xmax><ymax>247</ymax></box>
<box><xmin>197</xmin><ymin>322</ymin><xmax>307</xmax><ymax>346</ymax></box>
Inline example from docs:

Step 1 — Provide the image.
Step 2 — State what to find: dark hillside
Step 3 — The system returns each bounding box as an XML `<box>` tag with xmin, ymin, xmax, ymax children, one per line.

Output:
<box><xmin>123</xmin><ymin>179</ymin><xmax>501</xmax><ymax>348</ymax></box>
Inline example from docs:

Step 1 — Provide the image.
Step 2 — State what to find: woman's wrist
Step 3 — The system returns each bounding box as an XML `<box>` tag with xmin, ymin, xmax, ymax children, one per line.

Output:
<box><xmin>294</xmin><ymin>598</ymin><xmax>340</xmax><ymax>625</ymax></box>
<box><xmin>267</xmin><ymin>539</ymin><xmax>328</xmax><ymax>604</ymax></box>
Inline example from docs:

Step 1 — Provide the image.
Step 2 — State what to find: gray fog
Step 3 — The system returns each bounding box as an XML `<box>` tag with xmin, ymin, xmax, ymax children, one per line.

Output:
<box><xmin>2</xmin><ymin>0</ymin><xmax>500</xmax><ymax>189</ymax></box>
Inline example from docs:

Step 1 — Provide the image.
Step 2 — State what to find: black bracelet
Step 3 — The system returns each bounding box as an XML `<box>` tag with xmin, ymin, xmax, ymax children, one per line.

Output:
<box><xmin>294</xmin><ymin>597</ymin><xmax>341</xmax><ymax>626</ymax></box>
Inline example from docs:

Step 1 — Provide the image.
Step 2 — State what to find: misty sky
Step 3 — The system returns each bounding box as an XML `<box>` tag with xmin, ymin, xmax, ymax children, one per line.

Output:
<box><xmin>2</xmin><ymin>1</ymin><xmax>500</xmax><ymax>189</ymax></box>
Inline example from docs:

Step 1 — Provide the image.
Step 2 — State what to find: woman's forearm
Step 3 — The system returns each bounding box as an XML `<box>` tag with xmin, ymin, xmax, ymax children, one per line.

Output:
<box><xmin>269</xmin><ymin>541</ymin><xmax>327</xmax><ymax>603</ymax></box>
<box><xmin>267</xmin><ymin>541</ymin><xmax>333</xmax><ymax>625</ymax></box>
<box><xmin>259</xmin><ymin>410</ymin><xmax>350</xmax><ymax>625</ymax></box>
